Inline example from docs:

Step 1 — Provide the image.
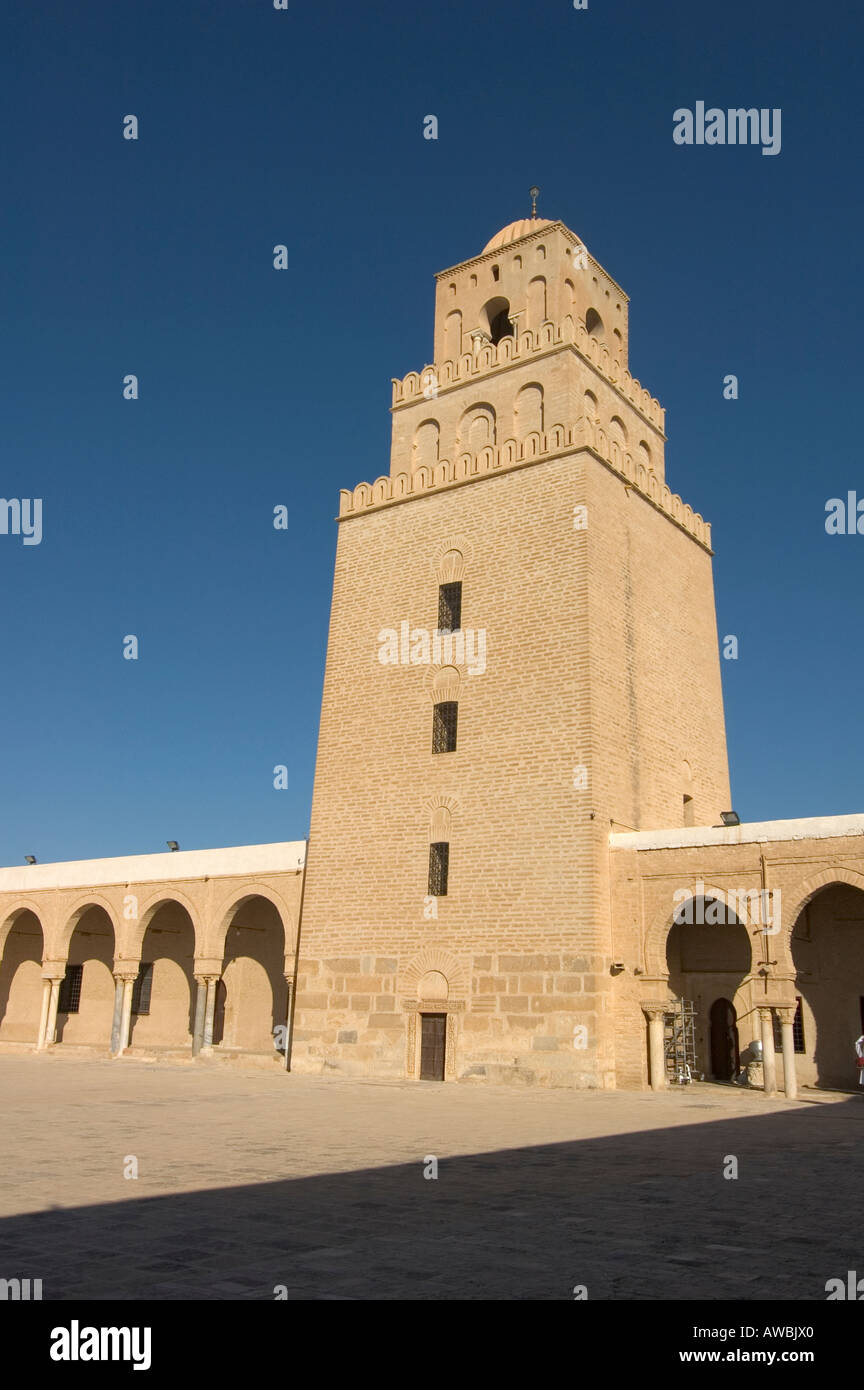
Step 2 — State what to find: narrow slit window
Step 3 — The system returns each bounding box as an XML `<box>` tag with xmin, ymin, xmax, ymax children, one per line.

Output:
<box><xmin>428</xmin><ymin>842</ymin><xmax>450</xmax><ymax>897</ymax></box>
<box><xmin>432</xmin><ymin>701</ymin><xmax>458</xmax><ymax>753</ymax></box>
<box><xmin>438</xmin><ymin>582</ymin><xmax>462</xmax><ymax>632</ymax></box>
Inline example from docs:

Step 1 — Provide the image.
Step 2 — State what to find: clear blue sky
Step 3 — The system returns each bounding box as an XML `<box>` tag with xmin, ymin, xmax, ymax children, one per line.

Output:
<box><xmin>2</xmin><ymin>0</ymin><xmax>861</xmax><ymax>863</ymax></box>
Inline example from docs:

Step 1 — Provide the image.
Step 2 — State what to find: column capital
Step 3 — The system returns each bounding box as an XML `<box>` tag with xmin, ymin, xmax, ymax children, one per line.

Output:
<box><xmin>641</xmin><ymin>1000</ymin><xmax>670</xmax><ymax>1021</ymax></box>
<box><xmin>194</xmin><ymin>958</ymin><xmax>223</xmax><ymax>977</ymax></box>
<box><xmin>114</xmin><ymin>971</ymin><xmax>139</xmax><ymax>984</ymax></box>
<box><xmin>758</xmin><ymin>1006</ymin><xmax>776</xmax><ymax>1023</ymax></box>
<box><xmin>41</xmin><ymin>961</ymin><xmax>68</xmax><ymax>980</ymax></box>
<box><xmin>775</xmin><ymin>1006</ymin><xmax>798</xmax><ymax>1026</ymax></box>
<box><xmin>112</xmin><ymin>958</ymin><xmax>141</xmax><ymax>976</ymax></box>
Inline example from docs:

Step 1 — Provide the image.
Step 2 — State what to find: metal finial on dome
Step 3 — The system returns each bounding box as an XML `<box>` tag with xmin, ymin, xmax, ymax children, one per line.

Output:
<box><xmin>529</xmin><ymin>185</ymin><xmax>540</xmax><ymax>219</ymax></box>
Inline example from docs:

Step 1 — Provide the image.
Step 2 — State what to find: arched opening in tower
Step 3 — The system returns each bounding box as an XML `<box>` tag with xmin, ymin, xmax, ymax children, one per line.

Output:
<box><xmin>481</xmin><ymin>296</ymin><xmax>514</xmax><ymax>345</ymax></box>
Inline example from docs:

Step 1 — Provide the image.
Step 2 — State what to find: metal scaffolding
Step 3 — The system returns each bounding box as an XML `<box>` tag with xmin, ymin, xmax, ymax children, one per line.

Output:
<box><xmin>664</xmin><ymin>999</ymin><xmax>700</xmax><ymax>1083</ymax></box>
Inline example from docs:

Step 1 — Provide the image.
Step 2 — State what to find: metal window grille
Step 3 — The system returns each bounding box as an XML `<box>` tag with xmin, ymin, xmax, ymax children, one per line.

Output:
<box><xmin>438</xmin><ymin>582</ymin><xmax>462</xmax><ymax>632</ymax></box>
<box><xmin>773</xmin><ymin>998</ymin><xmax>805</xmax><ymax>1054</ymax></box>
<box><xmin>432</xmin><ymin>701</ymin><xmax>458</xmax><ymax>753</ymax></box>
<box><xmin>793</xmin><ymin>999</ymin><xmax>805</xmax><ymax>1052</ymax></box>
<box><xmin>58</xmin><ymin>964</ymin><xmax>83</xmax><ymax>1014</ymax></box>
<box><xmin>131</xmin><ymin>962</ymin><xmax>154</xmax><ymax>1016</ymax></box>
<box><xmin>428</xmin><ymin>842</ymin><xmax>449</xmax><ymax>897</ymax></box>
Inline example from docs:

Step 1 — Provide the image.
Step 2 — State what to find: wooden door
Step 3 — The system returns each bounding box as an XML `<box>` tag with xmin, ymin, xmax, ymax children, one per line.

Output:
<box><xmin>419</xmin><ymin>1013</ymin><xmax>446</xmax><ymax>1080</ymax></box>
<box><xmin>710</xmin><ymin>997</ymin><xmax>739</xmax><ymax>1080</ymax></box>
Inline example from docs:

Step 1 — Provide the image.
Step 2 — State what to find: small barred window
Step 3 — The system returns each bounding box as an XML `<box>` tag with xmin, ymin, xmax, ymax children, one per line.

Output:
<box><xmin>773</xmin><ymin>998</ymin><xmax>805</xmax><ymax>1054</ymax></box>
<box><xmin>58</xmin><ymin>964</ymin><xmax>83</xmax><ymax>1014</ymax></box>
<box><xmin>132</xmin><ymin>962</ymin><xmax>154</xmax><ymax>1016</ymax></box>
<box><xmin>793</xmin><ymin>1000</ymin><xmax>805</xmax><ymax>1052</ymax></box>
<box><xmin>432</xmin><ymin>701</ymin><xmax>458</xmax><ymax>754</ymax></box>
<box><xmin>438</xmin><ymin>582</ymin><xmax>462</xmax><ymax>632</ymax></box>
<box><xmin>428</xmin><ymin>842</ymin><xmax>450</xmax><ymax>897</ymax></box>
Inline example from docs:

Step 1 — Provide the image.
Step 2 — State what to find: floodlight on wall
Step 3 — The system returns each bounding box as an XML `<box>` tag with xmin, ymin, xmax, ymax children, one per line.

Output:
<box><xmin>24</xmin><ymin>855</ymin><xmax>36</xmax><ymax>865</ymax></box>
<box><xmin>720</xmin><ymin>811</ymin><xmax>740</xmax><ymax>827</ymax></box>
<box><xmin>167</xmin><ymin>841</ymin><xmax>179</xmax><ymax>852</ymax></box>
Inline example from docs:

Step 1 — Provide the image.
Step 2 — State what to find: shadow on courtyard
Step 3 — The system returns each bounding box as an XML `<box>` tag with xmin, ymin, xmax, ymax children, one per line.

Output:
<box><xmin>1</xmin><ymin>1092</ymin><xmax>862</xmax><ymax>1301</ymax></box>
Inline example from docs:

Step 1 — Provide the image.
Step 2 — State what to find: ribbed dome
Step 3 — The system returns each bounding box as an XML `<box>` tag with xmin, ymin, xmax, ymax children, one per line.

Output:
<box><xmin>483</xmin><ymin>217</ymin><xmax>554</xmax><ymax>253</ymax></box>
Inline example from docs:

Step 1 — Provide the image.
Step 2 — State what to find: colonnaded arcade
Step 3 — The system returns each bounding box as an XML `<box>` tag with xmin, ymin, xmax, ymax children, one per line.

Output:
<box><xmin>2</xmin><ymin>211</ymin><xmax>861</xmax><ymax>1093</ymax></box>
<box><xmin>0</xmin><ymin>845</ymin><xmax>304</xmax><ymax>1063</ymax></box>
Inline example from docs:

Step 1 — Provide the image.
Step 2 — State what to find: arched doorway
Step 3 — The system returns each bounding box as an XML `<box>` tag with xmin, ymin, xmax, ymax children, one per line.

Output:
<box><xmin>417</xmin><ymin>969</ymin><xmax>449</xmax><ymax>1081</ymax></box>
<box><xmin>212</xmin><ymin>979</ymin><xmax>227</xmax><ymax>1046</ymax></box>
<box><xmin>665</xmin><ymin>895</ymin><xmax>752</xmax><ymax>1080</ymax></box>
<box><xmin>58</xmin><ymin>907</ymin><xmax>115</xmax><ymax>1046</ymax></box>
<box><xmin>0</xmin><ymin>911</ymin><xmax>44</xmax><ymax>1043</ymax></box>
<box><xmin>709</xmin><ymin>998</ymin><xmax>740</xmax><ymax>1081</ymax></box>
<box><xmin>791</xmin><ymin>882</ymin><xmax>864</xmax><ymax>1089</ymax></box>
<box><xmin>128</xmin><ymin>901</ymin><xmax>196</xmax><ymax>1051</ymax></box>
<box><xmin>219</xmin><ymin>897</ymin><xmax>287</xmax><ymax>1054</ymax></box>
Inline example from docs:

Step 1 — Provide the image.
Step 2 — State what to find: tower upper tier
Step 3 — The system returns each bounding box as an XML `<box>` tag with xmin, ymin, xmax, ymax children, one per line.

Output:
<box><xmin>342</xmin><ymin>214</ymin><xmax>707</xmax><ymax>554</ymax></box>
<box><xmin>432</xmin><ymin>216</ymin><xmax>630</xmax><ymax>372</ymax></box>
<box><xmin>384</xmin><ymin>215</ymin><xmax>670</xmax><ymax>495</ymax></box>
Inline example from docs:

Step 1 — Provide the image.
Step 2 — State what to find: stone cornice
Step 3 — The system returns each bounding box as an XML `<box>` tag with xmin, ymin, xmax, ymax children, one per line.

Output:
<box><xmin>392</xmin><ymin>314</ymin><xmax>661</xmax><ymax>432</ymax></box>
<box><xmin>338</xmin><ymin>423</ymin><xmax>712</xmax><ymax>553</ymax></box>
<box><xmin>0</xmin><ymin>842</ymin><xmax>307</xmax><ymax>893</ymax></box>
<box><xmin>611</xmin><ymin>815</ymin><xmax>864</xmax><ymax>852</ymax></box>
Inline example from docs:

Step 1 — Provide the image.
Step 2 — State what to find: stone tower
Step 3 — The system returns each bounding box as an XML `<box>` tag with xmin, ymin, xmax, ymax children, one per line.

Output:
<box><xmin>292</xmin><ymin>212</ymin><xmax>731</xmax><ymax>1087</ymax></box>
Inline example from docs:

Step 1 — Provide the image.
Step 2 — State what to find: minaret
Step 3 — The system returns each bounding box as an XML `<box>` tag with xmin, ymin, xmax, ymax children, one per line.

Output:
<box><xmin>292</xmin><ymin>202</ymin><xmax>730</xmax><ymax>1087</ymax></box>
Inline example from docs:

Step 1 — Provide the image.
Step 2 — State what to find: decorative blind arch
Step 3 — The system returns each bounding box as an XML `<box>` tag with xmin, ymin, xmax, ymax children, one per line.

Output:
<box><xmin>437</xmin><ymin>548</ymin><xmax>464</xmax><ymax>584</ymax></box>
<box><xmin>460</xmin><ymin>404</ymin><xmax>496</xmax><ymax>453</ymax></box>
<box><xmin>431</xmin><ymin>666</ymin><xmax>461</xmax><ymax>703</ymax></box>
<box><xmin>412</xmin><ymin>419</ymin><xmax>440</xmax><ymax>471</ymax></box>
<box><xmin>527</xmin><ymin>276</ymin><xmax>547</xmax><ymax>329</ymax></box>
<box><xmin>426</xmin><ymin>795</ymin><xmax>459</xmax><ymax>843</ymax></box>
<box><xmin>514</xmin><ymin>383</ymin><xmax>544</xmax><ymax>439</ymax></box>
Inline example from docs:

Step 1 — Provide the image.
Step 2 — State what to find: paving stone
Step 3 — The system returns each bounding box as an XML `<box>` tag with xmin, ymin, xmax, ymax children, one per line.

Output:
<box><xmin>0</xmin><ymin>1056</ymin><xmax>860</xmax><ymax>1300</ymax></box>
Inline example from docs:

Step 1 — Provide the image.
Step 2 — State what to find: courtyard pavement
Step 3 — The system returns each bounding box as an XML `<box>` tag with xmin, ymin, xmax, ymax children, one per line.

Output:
<box><xmin>0</xmin><ymin>1053</ymin><xmax>860</xmax><ymax>1300</ymax></box>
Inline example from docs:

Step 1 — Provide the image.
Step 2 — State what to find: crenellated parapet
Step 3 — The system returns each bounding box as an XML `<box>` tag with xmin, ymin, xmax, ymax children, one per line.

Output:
<box><xmin>338</xmin><ymin>417</ymin><xmax>711</xmax><ymax>550</ymax></box>
<box><xmin>392</xmin><ymin>316</ymin><xmax>665</xmax><ymax>433</ymax></box>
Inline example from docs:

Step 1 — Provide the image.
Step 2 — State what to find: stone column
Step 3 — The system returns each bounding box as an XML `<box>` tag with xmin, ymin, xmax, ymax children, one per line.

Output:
<box><xmin>43</xmin><ymin>976</ymin><xmax>62</xmax><ymax>1049</ymax></box>
<box><xmin>36</xmin><ymin>977</ymin><xmax>53</xmax><ymax>1051</ymax></box>
<box><xmin>115</xmin><ymin>974</ymin><xmax>136</xmax><ymax>1055</ymax></box>
<box><xmin>110</xmin><ymin>975</ymin><xmax>125</xmax><ymax>1055</ymax></box>
<box><xmin>776</xmin><ymin>1006</ymin><xmax>799</xmax><ymax>1100</ymax></box>
<box><xmin>759</xmin><ymin>1008</ymin><xmax>777</xmax><ymax>1096</ymax></box>
<box><xmin>201</xmin><ymin>975</ymin><xmax>219</xmax><ymax>1053</ymax></box>
<box><xmin>642</xmin><ymin>1004</ymin><xmax>668</xmax><ymax>1091</ymax></box>
<box><xmin>192</xmin><ymin>976</ymin><xmax>207</xmax><ymax>1055</ymax></box>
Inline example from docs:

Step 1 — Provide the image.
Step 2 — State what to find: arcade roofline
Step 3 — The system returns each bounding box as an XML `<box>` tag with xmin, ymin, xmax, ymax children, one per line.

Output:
<box><xmin>0</xmin><ymin>841</ymin><xmax>307</xmax><ymax>894</ymax></box>
<box><xmin>609</xmin><ymin>813</ymin><xmax>864</xmax><ymax>852</ymax></box>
